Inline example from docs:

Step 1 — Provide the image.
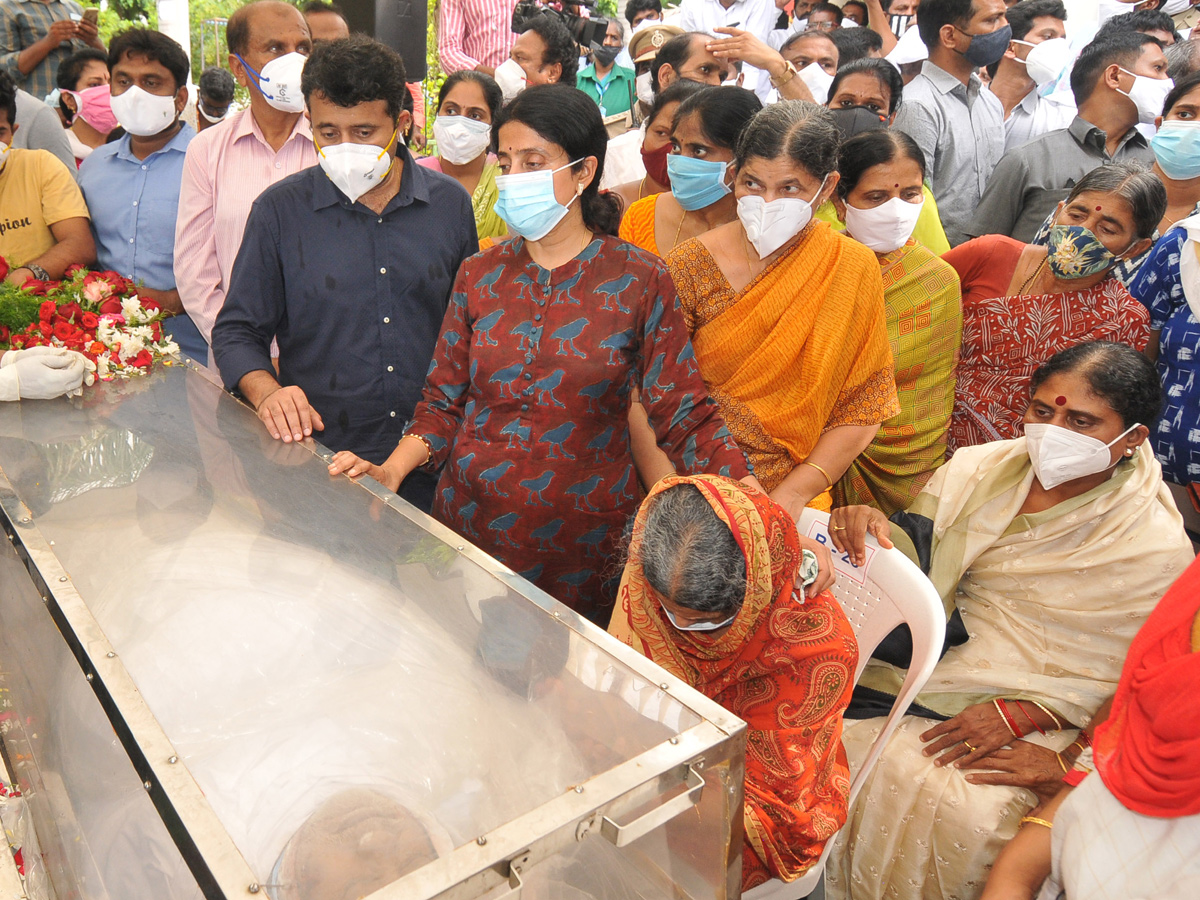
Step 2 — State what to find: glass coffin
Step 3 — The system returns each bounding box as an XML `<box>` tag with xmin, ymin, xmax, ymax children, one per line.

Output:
<box><xmin>0</xmin><ymin>363</ymin><xmax>746</xmax><ymax>900</ymax></box>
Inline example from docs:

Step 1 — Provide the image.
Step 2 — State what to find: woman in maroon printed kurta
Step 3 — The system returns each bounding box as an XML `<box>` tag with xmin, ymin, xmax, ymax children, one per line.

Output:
<box><xmin>329</xmin><ymin>86</ymin><xmax>749</xmax><ymax>625</ymax></box>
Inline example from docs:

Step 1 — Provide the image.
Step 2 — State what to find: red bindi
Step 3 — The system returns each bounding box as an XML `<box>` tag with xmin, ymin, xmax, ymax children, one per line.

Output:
<box><xmin>1055</xmin><ymin>396</ymin><xmax>1067</xmax><ymax>406</ymax></box>
<box><xmin>1096</xmin><ymin>206</ymin><xmax>1102</xmax><ymax>211</ymax></box>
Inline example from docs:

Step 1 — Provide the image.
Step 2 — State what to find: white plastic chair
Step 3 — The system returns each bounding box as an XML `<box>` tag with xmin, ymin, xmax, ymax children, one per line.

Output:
<box><xmin>741</xmin><ymin>508</ymin><xmax>947</xmax><ymax>900</ymax></box>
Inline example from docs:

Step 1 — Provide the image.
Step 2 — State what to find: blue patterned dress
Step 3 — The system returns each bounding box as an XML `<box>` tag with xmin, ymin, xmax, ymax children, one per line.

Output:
<box><xmin>405</xmin><ymin>235</ymin><xmax>750</xmax><ymax>623</ymax></box>
<box><xmin>1129</xmin><ymin>227</ymin><xmax>1200</xmax><ymax>487</ymax></box>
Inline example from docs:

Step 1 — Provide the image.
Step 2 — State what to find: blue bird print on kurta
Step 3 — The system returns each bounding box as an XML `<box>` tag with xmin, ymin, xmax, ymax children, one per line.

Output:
<box><xmin>403</xmin><ymin>235</ymin><xmax>749</xmax><ymax>624</ymax></box>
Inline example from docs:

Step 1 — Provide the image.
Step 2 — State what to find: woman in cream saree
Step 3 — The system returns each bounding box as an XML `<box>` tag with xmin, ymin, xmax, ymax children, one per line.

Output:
<box><xmin>824</xmin><ymin>342</ymin><xmax>1195</xmax><ymax>900</ymax></box>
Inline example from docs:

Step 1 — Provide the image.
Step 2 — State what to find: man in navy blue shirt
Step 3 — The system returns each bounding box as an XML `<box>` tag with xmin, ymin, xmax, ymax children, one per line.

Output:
<box><xmin>213</xmin><ymin>36</ymin><xmax>478</xmax><ymax>512</ymax></box>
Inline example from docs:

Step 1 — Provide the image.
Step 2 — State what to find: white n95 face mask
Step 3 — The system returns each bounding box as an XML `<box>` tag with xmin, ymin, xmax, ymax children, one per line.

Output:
<box><xmin>110</xmin><ymin>85</ymin><xmax>178</xmax><ymax>137</ymax></box>
<box><xmin>738</xmin><ymin>176</ymin><xmax>827</xmax><ymax>258</ymax></box>
<box><xmin>636</xmin><ymin>70</ymin><xmax>654</xmax><ymax>106</ymax></box>
<box><xmin>1118</xmin><ymin>68</ymin><xmax>1175</xmax><ymax>125</ymax></box>
<box><xmin>432</xmin><ymin>115</ymin><xmax>492</xmax><ymax>165</ymax></box>
<box><xmin>317</xmin><ymin>130</ymin><xmax>397</xmax><ymax>203</ymax></box>
<box><xmin>1025</xmin><ymin>422</ymin><xmax>1139</xmax><ymax>490</ymax></box>
<box><xmin>1017</xmin><ymin>38</ymin><xmax>1074</xmax><ymax>88</ymax></box>
<box><xmin>237</xmin><ymin>51</ymin><xmax>307</xmax><ymax>113</ymax></box>
<box><xmin>797</xmin><ymin>62</ymin><xmax>834</xmax><ymax>105</ymax></box>
<box><xmin>844</xmin><ymin>195</ymin><xmax>925</xmax><ymax>254</ymax></box>
<box><xmin>661</xmin><ymin>603</ymin><xmax>738</xmax><ymax>632</ymax></box>
<box><xmin>494</xmin><ymin>58</ymin><xmax>528</xmax><ymax>102</ymax></box>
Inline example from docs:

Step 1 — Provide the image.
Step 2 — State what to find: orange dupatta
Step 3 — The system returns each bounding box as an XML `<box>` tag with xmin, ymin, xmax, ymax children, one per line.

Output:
<box><xmin>1094</xmin><ymin>555</ymin><xmax>1200</xmax><ymax>818</ymax></box>
<box><xmin>609</xmin><ymin>474</ymin><xmax>858</xmax><ymax>889</ymax></box>
<box><xmin>668</xmin><ymin>224</ymin><xmax>900</xmax><ymax>502</ymax></box>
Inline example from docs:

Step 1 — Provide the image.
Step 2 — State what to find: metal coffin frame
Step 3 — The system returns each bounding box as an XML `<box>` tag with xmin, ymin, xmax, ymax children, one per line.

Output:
<box><xmin>0</xmin><ymin>362</ymin><xmax>747</xmax><ymax>900</ymax></box>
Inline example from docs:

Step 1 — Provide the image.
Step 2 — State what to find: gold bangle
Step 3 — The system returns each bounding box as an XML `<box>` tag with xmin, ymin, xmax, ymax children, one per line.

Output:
<box><xmin>1055</xmin><ymin>752</ymin><xmax>1069</xmax><ymax>774</ymax></box>
<box><xmin>405</xmin><ymin>434</ymin><xmax>433</xmax><ymax>467</ymax></box>
<box><xmin>1029</xmin><ymin>701</ymin><xmax>1064</xmax><ymax>731</ymax></box>
<box><xmin>802</xmin><ymin>460</ymin><xmax>833</xmax><ymax>490</ymax></box>
<box><xmin>1019</xmin><ymin>816</ymin><xmax>1053</xmax><ymax>829</ymax></box>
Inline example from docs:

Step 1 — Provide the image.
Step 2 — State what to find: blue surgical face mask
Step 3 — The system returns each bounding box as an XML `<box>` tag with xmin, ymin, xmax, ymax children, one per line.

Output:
<box><xmin>1152</xmin><ymin>121</ymin><xmax>1200</xmax><ymax>181</ymax></box>
<box><xmin>661</xmin><ymin>603</ymin><xmax>738</xmax><ymax>632</ymax></box>
<box><xmin>668</xmin><ymin>154</ymin><xmax>732</xmax><ymax>211</ymax></box>
<box><xmin>494</xmin><ymin>158</ymin><xmax>583</xmax><ymax>241</ymax></box>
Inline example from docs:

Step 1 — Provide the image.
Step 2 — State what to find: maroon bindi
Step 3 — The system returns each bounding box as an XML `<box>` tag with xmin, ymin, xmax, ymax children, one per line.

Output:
<box><xmin>1055</xmin><ymin>396</ymin><xmax>1067</xmax><ymax>406</ymax></box>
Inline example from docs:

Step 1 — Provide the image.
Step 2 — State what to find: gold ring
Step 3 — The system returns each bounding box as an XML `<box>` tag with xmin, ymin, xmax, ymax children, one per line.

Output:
<box><xmin>830</xmin><ymin>524</ymin><xmax>847</xmax><ymax>531</ymax></box>
<box><xmin>963</xmin><ymin>741</ymin><xmax>977</xmax><ymax>753</ymax></box>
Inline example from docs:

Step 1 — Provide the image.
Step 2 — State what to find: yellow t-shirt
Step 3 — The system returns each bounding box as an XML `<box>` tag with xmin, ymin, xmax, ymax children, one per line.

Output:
<box><xmin>0</xmin><ymin>148</ymin><xmax>90</xmax><ymax>268</ymax></box>
<box><xmin>816</xmin><ymin>184</ymin><xmax>951</xmax><ymax>255</ymax></box>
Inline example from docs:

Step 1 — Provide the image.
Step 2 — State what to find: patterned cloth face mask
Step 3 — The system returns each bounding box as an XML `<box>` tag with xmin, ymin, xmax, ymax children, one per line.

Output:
<box><xmin>1046</xmin><ymin>224</ymin><xmax>1129</xmax><ymax>280</ymax></box>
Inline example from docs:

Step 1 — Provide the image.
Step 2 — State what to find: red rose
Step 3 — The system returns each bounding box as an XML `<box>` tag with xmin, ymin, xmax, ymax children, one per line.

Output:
<box><xmin>99</xmin><ymin>298</ymin><xmax>123</xmax><ymax>315</ymax></box>
<box><xmin>0</xmin><ymin>326</ymin><xmax>10</xmax><ymax>343</ymax></box>
<box><xmin>101</xmin><ymin>271</ymin><xmax>130</xmax><ymax>293</ymax></box>
<box><xmin>140</xmin><ymin>297</ymin><xmax>162</xmax><ymax>314</ymax></box>
<box><xmin>22</xmin><ymin>280</ymin><xmax>55</xmax><ymax>297</ymax></box>
<box><xmin>53</xmin><ymin>320</ymin><xmax>75</xmax><ymax>341</ymax></box>
<box><xmin>151</xmin><ymin>322</ymin><xmax>162</xmax><ymax>341</ymax></box>
<box><xmin>38</xmin><ymin>300</ymin><xmax>56</xmax><ymax>322</ymax></box>
<box><xmin>0</xmin><ymin>256</ymin><xmax>8</xmax><ymax>282</ymax></box>
<box><xmin>64</xmin><ymin>263</ymin><xmax>86</xmax><ymax>278</ymax></box>
<box><xmin>130</xmin><ymin>350</ymin><xmax>153</xmax><ymax>369</ymax></box>
<box><xmin>38</xmin><ymin>321</ymin><xmax>53</xmax><ymax>338</ymax></box>
<box><xmin>58</xmin><ymin>301</ymin><xmax>83</xmax><ymax>323</ymax></box>
<box><xmin>81</xmin><ymin>312</ymin><xmax>99</xmax><ymax>329</ymax></box>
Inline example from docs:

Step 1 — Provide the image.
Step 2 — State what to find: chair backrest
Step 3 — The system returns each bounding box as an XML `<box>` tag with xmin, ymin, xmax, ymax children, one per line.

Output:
<box><xmin>796</xmin><ymin>507</ymin><xmax>946</xmax><ymax>804</ymax></box>
<box><xmin>742</xmin><ymin>509</ymin><xmax>948</xmax><ymax>900</ymax></box>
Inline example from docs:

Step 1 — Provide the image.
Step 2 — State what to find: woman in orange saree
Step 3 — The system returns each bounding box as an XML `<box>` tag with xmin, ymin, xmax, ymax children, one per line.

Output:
<box><xmin>664</xmin><ymin>102</ymin><xmax>899</xmax><ymax>519</ymax></box>
<box><xmin>610</xmin><ymin>473</ymin><xmax>858</xmax><ymax>890</ymax></box>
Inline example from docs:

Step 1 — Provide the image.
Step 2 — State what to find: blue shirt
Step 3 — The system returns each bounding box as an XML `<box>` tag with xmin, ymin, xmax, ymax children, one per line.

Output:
<box><xmin>212</xmin><ymin>150</ymin><xmax>478</xmax><ymax>510</ymax></box>
<box><xmin>77</xmin><ymin>123</ymin><xmax>208</xmax><ymax>361</ymax></box>
<box><xmin>78</xmin><ymin>124</ymin><xmax>194</xmax><ymax>290</ymax></box>
<box><xmin>1128</xmin><ymin>227</ymin><xmax>1200</xmax><ymax>486</ymax></box>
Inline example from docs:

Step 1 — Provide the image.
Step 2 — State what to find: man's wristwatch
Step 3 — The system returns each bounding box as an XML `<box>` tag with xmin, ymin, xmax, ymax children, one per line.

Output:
<box><xmin>770</xmin><ymin>60</ymin><xmax>799</xmax><ymax>89</ymax></box>
<box><xmin>24</xmin><ymin>264</ymin><xmax>50</xmax><ymax>282</ymax></box>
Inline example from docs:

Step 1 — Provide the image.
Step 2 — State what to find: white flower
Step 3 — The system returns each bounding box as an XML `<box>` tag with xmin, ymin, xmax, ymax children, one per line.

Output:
<box><xmin>120</xmin><ymin>296</ymin><xmax>146</xmax><ymax>324</ymax></box>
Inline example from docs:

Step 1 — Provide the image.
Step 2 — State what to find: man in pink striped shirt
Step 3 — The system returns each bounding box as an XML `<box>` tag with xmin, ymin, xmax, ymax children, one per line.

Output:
<box><xmin>174</xmin><ymin>0</ymin><xmax>316</xmax><ymax>360</ymax></box>
<box><xmin>438</xmin><ymin>0</ymin><xmax>518</xmax><ymax>75</ymax></box>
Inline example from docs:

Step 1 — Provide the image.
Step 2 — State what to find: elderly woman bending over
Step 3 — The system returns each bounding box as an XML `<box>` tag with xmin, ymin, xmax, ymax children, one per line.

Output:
<box><xmin>823</xmin><ymin>341</ymin><xmax>1196</xmax><ymax>900</ymax></box>
<box><xmin>610</xmin><ymin>474</ymin><xmax>858</xmax><ymax>891</ymax></box>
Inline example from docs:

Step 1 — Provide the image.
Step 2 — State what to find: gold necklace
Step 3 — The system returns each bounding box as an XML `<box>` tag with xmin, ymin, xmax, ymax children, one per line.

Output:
<box><xmin>670</xmin><ymin>208</ymin><xmax>687</xmax><ymax>253</ymax></box>
<box><xmin>1162</xmin><ymin>207</ymin><xmax>1190</xmax><ymax>231</ymax></box>
<box><xmin>638</xmin><ymin>175</ymin><xmax>649</xmax><ymax>201</ymax></box>
<box><xmin>742</xmin><ymin>229</ymin><xmax>756</xmax><ymax>281</ymax></box>
<box><xmin>1017</xmin><ymin>255</ymin><xmax>1048</xmax><ymax>296</ymax></box>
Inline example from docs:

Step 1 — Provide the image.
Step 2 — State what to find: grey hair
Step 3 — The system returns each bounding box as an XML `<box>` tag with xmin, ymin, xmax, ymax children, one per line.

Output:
<box><xmin>1166</xmin><ymin>39</ymin><xmax>1200</xmax><ymax>83</ymax></box>
<box><xmin>639</xmin><ymin>485</ymin><xmax>748</xmax><ymax>615</ymax></box>
<box><xmin>1066</xmin><ymin>161</ymin><xmax>1167</xmax><ymax>241</ymax></box>
<box><xmin>734</xmin><ymin>100</ymin><xmax>840</xmax><ymax>180</ymax></box>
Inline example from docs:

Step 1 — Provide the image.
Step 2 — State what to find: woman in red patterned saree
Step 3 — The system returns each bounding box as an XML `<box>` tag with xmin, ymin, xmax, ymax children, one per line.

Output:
<box><xmin>943</xmin><ymin>162</ymin><xmax>1159</xmax><ymax>452</ymax></box>
<box><xmin>609</xmin><ymin>474</ymin><xmax>858</xmax><ymax>890</ymax></box>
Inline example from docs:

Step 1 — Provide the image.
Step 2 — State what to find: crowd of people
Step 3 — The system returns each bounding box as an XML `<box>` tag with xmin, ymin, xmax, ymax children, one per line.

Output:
<box><xmin>1</xmin><ymin>0</ymin><xmax>1200</xmax><ymax>897</ymax></box>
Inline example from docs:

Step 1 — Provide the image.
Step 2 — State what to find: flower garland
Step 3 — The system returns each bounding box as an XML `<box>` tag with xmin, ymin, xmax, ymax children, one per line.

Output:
<box><xmin>0</xmin><ymin>259</ymin><xmax>179</xmax><ymax>384</ymax></box>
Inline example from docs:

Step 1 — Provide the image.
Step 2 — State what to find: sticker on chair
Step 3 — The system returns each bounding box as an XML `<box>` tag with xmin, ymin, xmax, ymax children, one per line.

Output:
<box><xmin>806</xmin><ymin>520</ymin><xmax>877</xmax><ymax>585</ymax></box>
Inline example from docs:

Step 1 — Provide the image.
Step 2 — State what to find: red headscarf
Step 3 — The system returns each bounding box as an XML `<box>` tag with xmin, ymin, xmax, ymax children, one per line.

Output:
<box><xmin>1094</xmin><ymin>554</ymin><xmax>1200</xmax><ymax>818</ymax></box>
<box><xmin>609</xmin><ymin>474</ymin><xmax>858</xmax><ymax>888</ymax></box>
